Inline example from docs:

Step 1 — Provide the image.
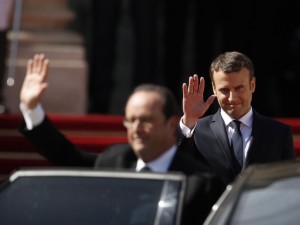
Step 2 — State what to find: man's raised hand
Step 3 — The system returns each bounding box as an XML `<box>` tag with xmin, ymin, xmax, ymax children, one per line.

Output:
<box><xmin>20</xmin><ymin>54</ymin><xmax>49</xmax><ymax>110</ymax></box>
<box><xmin>182</xmin><ymin>74</ymin><xmax>215</xmax><ymax>128</ymax></box>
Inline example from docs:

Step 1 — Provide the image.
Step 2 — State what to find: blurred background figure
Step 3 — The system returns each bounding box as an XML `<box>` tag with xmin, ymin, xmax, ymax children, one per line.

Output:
<box><xmin>0</xmin><ymin>0</ymin><xmax>14</xmax><ymax>114</ymax></box>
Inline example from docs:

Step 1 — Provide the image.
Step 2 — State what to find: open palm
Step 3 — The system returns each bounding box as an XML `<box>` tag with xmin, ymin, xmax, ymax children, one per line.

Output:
<box><xmin>182</xmin><ymin>74</ymin><xmax>215</xmax><ymax>128</ymax></box>
<box><xmin>20</xmin><ymin>54</ymin><xmax>49</xmax><ymax>110</ymax></box>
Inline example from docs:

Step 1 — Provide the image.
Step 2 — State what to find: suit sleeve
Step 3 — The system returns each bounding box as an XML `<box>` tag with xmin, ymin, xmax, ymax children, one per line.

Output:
<box><xmin>19</xmin><ymin>116</ymin><xmax>97</xmax><ymax>166</ymax></box>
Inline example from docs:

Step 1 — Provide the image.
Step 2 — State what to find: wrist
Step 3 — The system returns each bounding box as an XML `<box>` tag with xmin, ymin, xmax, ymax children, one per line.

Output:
<box><xmin>181</xmin><ymin>115</ymin><xmax>197</xmax><ymax>129</ymax></box>
<box><xmin>20</xmin><ymin>99</ymin><xmax>38</xmax><ymax>111</ymax></box>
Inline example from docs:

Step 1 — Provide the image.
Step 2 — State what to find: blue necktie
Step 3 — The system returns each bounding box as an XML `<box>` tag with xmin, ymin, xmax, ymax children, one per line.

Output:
<box><xmin>231</xmin><ymin>120</ymin><xmax>243</xmax><ymax>167</ymax></box>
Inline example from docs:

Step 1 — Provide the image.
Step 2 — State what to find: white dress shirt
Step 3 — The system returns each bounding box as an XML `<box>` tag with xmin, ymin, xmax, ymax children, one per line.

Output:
<box><xmin>136</xmin><ymin>145</ymin><xmax>177</xmax><ymax>172</ymax></box>
<box><xmin>20</xmin><ymin>103</ymin><xmax>45</xmax><ymax>130</ymax></box>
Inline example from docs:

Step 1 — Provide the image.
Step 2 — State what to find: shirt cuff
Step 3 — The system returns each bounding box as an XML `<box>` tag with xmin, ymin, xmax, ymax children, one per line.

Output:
<box><xmin>19</xmin><ymin>103</ymin><xmax>45</xmax><ymax>130</ymax></box>
<box><xmin>179</xmin><ymin>118</ymin><xmax>196</xmax><ymax>138</ymax></box>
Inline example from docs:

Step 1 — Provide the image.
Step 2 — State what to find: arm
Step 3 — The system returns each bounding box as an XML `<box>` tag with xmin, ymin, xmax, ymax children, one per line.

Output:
<box><xmin>19</xmin><ymin>54</ymin><xmax>96</xmax><ymax>166</ymax></box>
<box><xmin>181</xmin><ymin>74</ymin><xmax>215</xmax><ymax>128</ymax></box>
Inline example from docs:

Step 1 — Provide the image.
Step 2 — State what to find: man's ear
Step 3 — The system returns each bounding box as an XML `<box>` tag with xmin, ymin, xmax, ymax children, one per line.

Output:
<box><xmin>168</xmin><ymin>116</ymin><xmax>180</xmax><ymax>130</ymax></box>
<box><xmin>212</xmin><ymin>82</ymin><xmax>217</xmax><ymax>95</ymax></box>
<box><xmin>170</xmin><ymin>116</ymin><xmax>180</xmax><ymax>126</ymax></box>
<box><xmin>251</xmin><ymin>77</ymin><xmax>256</xmax><ymax>93</ymax></box>
<box><xmin>168</xmin><ymin>116</ymin><xmax>180</xmax><ymax>137</ymax></box>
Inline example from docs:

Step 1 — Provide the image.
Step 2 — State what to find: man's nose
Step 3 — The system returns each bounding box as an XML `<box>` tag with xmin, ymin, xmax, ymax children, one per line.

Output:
<box><xmin>228</xmin><ymin>91</ymin><xmax>238</xmax><ymax>101</ymax></box>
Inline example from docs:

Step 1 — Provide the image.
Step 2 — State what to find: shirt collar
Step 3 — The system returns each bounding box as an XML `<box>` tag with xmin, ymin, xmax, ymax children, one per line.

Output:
<box><xmin>221</xmin><ymin>107</ymin><xmax>253</xmax><ymax>128</ymax></box>
<box><xmin>136</xmin><ymin>145</ymin><xmax>177</xmax><ymax>172</ymax></box>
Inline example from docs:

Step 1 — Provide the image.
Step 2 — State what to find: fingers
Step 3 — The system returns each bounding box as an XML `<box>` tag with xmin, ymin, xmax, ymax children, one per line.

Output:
<box><xmin>40</xmin><ymin>57</ymin><xmax>49</xmax><ymax>83</ymax></box>
<box><xmin>198</xmin><ymin>76</ymin><xmax>204</xmax><ymax>96</ymax></box>
<box><xmin>188</xmin><ymin>76</ymin><xmax>194</xmax><ymax>94</ymax></box>
<box><xmin>28</xmin><ymin>54</ymin><xmax>48</xmax><ymax>72</ymax></box>
<box><xmin>206</xmin><ymin>95</ymin><xmax>216</xmax><ymax>106</ymax></box>
<box><xmin>187</xmin><ymin>75</ymin><xmax>196</xmax><ymax>94</ymax></box>
<box><xmin>182</xmin><ymin>83</ymin><xmax>188</xmax><ymax>98</ymax></box>
<box><xmin>33</xmin><ymin>54</ymin><xmax>45</xmax><ymax>73</ymax></box>
<box><xmin>27</xmin><ymin>54</ymin><xmax>49</xmax><ymax>80</ymax></box>
<box><xmin>26</xmin><ymin>59</ymin><xmax>33</xmax><ymax>76</ymax></box>
<box><xmin>182</xmin><ymin>74</ymin><xmax>208</xmax><ymax>99</ymax></box>
<box><xmin>186</xmin><ymin>74</ymin><xmax>203</xmax><ymax>95</ymax></box>
<box><xmin>193</xmin><ymin>74</ymin><xmax>199</xmax><ymax>93</ymax></box>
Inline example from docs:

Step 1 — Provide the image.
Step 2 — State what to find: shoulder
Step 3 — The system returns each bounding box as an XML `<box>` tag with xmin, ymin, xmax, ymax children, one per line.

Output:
<box><xmin>197</xmin><ymin>114</ymin><xmax>215</xmax><ymax>125</ymax></box>
<box><xmin>97</xmin><ymin>143</ymin><xmax>132</xmax><ymax>158</ymax></box>
<box><xmin>194</xmin><ymin>112</ymin><xmax>221</xmax><ymax>134</ymax></box>
<box><xmin>196</xmin><ymin>110</ymin><xmax>221</xmax><ymax>127</ymax></box>
<box><xmin>254</xmin><ymin>111</ymin><xmax>291</xmax><ymax>130</ymax></box>
<box><xmin>94</xmin><ymin>143</ymin><xmax>134</xmax><ymax>167</ymax></box>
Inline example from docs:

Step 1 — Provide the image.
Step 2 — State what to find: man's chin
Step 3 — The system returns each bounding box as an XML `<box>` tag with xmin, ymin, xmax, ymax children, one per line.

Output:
<box><xmin>226</xmin><ymin>107</ymin><xmax>240</xmax><ymax>118</ymax></box>
<box><xmin>132</xmin><ymin>143</ymin><xmax>146</xmax><ymax>153</ymax></box>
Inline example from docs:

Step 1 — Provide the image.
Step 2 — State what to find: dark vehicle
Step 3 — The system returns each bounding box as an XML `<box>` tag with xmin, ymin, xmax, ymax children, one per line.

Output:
<box><xmin>204</xmin><ymin>160</ymin><xmax>300</xmax><ymax>225</ymax></box>
<box><xmin>0</xmin><ymin>169</ymin><xmax>186</xmax><ymax>225</ymax></box>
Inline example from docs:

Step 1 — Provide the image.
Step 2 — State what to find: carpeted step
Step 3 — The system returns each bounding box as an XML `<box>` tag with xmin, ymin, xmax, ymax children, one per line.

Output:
<box><xmin>0</xmin><ymin>114</ymin><xmax>126</xmax><ymax>131</ymax></box>
<box><xmin>1</xmin><ymin>114</ymin><xmax>300</xmax><ymax>181</ymax></box>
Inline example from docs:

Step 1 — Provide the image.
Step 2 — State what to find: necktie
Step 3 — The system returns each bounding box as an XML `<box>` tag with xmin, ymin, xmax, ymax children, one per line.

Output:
<box><xmin>140</xmin><ymin>166</ymin><xmax>151</xmax><ymax>172</ymax></box>
<box><xmin>231</xmin><ymin>120</ymin><xmax>243</xmax><ymax>167</ymax></box>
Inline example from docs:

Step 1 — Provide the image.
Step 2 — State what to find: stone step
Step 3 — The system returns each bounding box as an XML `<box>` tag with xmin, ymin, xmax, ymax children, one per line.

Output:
<box><xmin>4</xmin><ymin>44</ymin><xmax>87</xmax><ymax>114</ymax></box>
<box><xmin>4</xmin><ymin>0</ymin><xmax>88</xmax><ymax>114</ymax></box>
<box><xmin>4</xmin><ymin>30</ymin><xmax>87</xmax><ymax>114</ymax></box>
<box><xmin>4</xmin><ymin>69</ymin><xmax>88</xmax><ymax>114</ymax></box>
<box><xmin>20</xmin><ymin>0</ymin><xmax>74</xmax><ymax>30</ymax></box>
<box><xmin>8</xmin><ymin>29</ymin><xmax>83</xmax><ymax>45</ymax></box>
<box><xmin>21</xmin><ymin>9</ymin><xmax>74</xmax><ymax>30</ymax></box>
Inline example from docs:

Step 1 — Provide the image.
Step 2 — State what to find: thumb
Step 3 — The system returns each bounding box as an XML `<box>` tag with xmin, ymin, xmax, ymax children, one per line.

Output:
<box><xmin>206</xmin><ymin>95</ymin><xmax>216</xmax><ymax>107</ymax></box>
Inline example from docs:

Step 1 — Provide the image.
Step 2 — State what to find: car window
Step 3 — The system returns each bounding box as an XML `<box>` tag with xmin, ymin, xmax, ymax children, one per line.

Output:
<box><xmin>229</xmin><ymin>177</ymin><xmax>300</xmax><ymax>225</ymax></box>
<box><xmin>0</xmin><ymin>170</ymin><xmax>184</xmax><ymax>225</ymax></box>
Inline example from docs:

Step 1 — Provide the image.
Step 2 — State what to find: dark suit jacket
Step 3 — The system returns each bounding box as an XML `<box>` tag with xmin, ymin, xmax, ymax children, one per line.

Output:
<box><xmin>20</xmin><ymin>117</ymin><xmax>225</xmax><ymax>225</ymax></box>
<box><xmin>180</xmin><ymin>109</ymin><xmax>296</xmax><ymax>186</ymax></box>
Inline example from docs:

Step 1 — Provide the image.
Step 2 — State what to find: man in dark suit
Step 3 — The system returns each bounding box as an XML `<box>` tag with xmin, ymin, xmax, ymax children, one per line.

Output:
<box><xmin>179</xmin><ymin>51</ymin><xmax>296</xmax><ymax>186</ymax></box>
<box><xmin>19</xmin><ymin>54</ymin><xmax>224</xmax><ymax>225</ymax></box>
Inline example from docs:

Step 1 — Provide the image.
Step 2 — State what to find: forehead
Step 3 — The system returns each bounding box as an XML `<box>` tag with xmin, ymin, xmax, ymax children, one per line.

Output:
<box><xmin>125</xmin><ymin>91</ymin><xmax>163</xmax><ymax>115</ymax></box>
<box><xmin>213</xmin><ymin>68</ymin><xmax>251</xmax><ymax>85</ymax></box>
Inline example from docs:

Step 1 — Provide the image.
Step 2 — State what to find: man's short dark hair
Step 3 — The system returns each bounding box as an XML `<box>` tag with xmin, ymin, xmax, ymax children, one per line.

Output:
<box><xmin>209</xmin><ymin>51</ymin><xmax>255</xmax><ymax>84</ymax></box>
<box><xmin>130</xmin><ymin>84</ymin><xmax>180</xmax><ymax>119</ymax></box>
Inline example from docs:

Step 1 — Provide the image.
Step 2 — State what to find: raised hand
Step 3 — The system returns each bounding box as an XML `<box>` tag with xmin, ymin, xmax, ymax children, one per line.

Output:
<box><xmin>182</xmin><ymin>74</ymin><xmax>215</xmax><ymax>128</ymax></box>
<box><xmin>20</xmin><ymin>54</ymin><xmax>49</xmax><ymax>110</ymax></box>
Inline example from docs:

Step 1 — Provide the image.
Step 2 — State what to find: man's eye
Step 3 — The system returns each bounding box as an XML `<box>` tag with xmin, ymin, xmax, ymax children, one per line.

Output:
<box><xmin>236</xmin><ymin>85</ymin><xmax>244</xmax><ymax>91</ymax></box>
<box><xmin>123</xmin><ymin>117</ymin><xmax>154</xmax><ymax>129</ymax></box>
<box><xmin>140</xmin><ymin>118</ymin><xmax>153</xmax><ymax>123</ymax></box>
<box><xmin>220</xmin><ymin>89</ymin><xmax>229</xmax><ymax>94</ymax></box>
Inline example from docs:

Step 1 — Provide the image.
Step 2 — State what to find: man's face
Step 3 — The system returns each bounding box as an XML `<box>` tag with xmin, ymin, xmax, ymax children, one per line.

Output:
<box><xmin>124</xmin><ymin>91</ymin><xmax>177</xmax><ymax>162</ymax></box>
<box><xmin>212</xmin><ymin>68</ymin><xmax>256</xmax><ymax>119</ymax></box>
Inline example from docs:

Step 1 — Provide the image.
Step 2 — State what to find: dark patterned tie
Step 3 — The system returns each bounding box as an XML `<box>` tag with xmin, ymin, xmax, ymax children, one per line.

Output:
<box><xmin>140</xmin><ymin>166</ymin><xmax>151</xmax><ymax>172</ymax></box>
<box><xmin>231</xmin><ymin>120</ymin><xmax>243</xmax><ymax>167</ymax></box>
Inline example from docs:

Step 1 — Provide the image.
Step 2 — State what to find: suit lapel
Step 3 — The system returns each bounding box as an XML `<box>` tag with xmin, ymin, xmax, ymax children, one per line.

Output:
<box><xmin>110</xmin><ymin>145</ymin><xmax>138</xmax><ymax>170</ymax></box>
<box><xmin>168</xmin><ymin>151</ymin><xmax>184</xmax><ymax>172</ymax></box>
<box><xmin>122</xmin><ymin>148</ymin><xmax>138</xmax><ymax>169</ymax></box>
<box><xmin>245</xmin><ymin>111</ymin><xmax>264</xmax><ymax>166</ymax></box>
